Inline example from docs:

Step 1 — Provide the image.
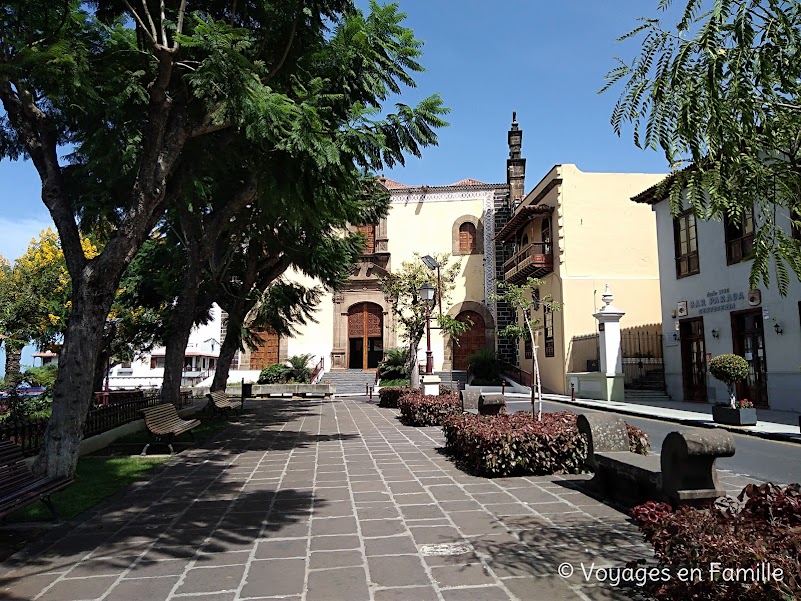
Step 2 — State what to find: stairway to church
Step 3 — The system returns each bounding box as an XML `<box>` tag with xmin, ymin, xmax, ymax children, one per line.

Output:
<box><xmin>321</xmin><ymin>369</ymin><xmax>469</xmax><ymax>395</ymax></box>
<box><xmin>321</xmin><ymin>369</ymin><xmax>378</xmax><ymax>395</ymax></box>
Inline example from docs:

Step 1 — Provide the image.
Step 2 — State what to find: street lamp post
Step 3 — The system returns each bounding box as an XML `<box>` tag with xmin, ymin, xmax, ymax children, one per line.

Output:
<box><xmin>418</xmin><ymin>282</ymin><xmax>435</xmax><ymax>375</ymax></box>
<box><xmin>421</xmin><ymin>255</ymin><xmax>442</xmax><ymax>316</ymax></box>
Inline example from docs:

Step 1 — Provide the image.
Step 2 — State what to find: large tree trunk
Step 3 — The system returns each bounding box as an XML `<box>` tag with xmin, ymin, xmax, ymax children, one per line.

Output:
<box><xmin>211</xmin><ymin>314</ymin><xmax>245</xmax><ymax>393</ymax></box>
<box><xmin>161</xmin><ymin>264</ymin><xmax>202</xmax><ymax>405</ymax></box>
<box><xmin>33</xmin><ymin>273</ymin><xmax>118</xmax><ymax>478</ymax></box>
<box><xmin>4</xmin><ymin>339</ymin><xmax>25</xmax><ymax>389</ymax></box>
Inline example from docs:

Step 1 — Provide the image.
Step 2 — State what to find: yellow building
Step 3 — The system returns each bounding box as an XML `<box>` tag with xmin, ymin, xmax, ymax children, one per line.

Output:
<box><xmin>239</xmin><ymin>116</ymin><xmax>667</xmax><ymax>396</ymax></box>
<box><xmin>495</xmin><ymin>164</ymin><xmax>666</xmax><ymax>395</ymax></box>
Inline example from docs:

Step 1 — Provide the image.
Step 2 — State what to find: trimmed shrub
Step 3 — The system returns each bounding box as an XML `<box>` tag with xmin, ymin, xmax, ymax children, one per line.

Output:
<box><xmin>398</xmin><ymin>391</ymin><xmax>460</xmax><ymax>426</ymax></box>
<box><xmin>258</xmin><ymin>363</ymin><xmax>291</xmax><ymax>384</ymax></box>
<box><xmin>442</xmin><ymin>412</ymin><xmax>587</xmax><ymax>477</ymax></box>
<box><xmin>708</xmin><ymin>353</ymin><xmax>750</xmax><ymax>385</ymax></box>
<box><xmin>378</xmin><ymin>386</ymin><xmax>412</xmax><ymax>408</ymax></box>
<box><xmin>631</xmin><ymin>483</ymin><xmax>801</xmax><ymax>600</ymax></box>
<box><xmin>287</xmin><ymin>353</ymin><xmax>315</xmax><ymax>383</ymax></box>
<box><xmin>442</xmin><ymin>412</ymin><xmax>651</xmax><ymax>477</ymax></box>
<box><xmin>626</xmin><ymin>423</ymin><xmax>651</xmax><ymax>454</ymax></box>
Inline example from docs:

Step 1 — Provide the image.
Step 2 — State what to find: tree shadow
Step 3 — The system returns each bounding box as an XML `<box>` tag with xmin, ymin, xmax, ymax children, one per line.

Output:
<box><xmin>0</xmin><ymin>397</ymin><xmax>357</xmax><ymax>599</ymax></box>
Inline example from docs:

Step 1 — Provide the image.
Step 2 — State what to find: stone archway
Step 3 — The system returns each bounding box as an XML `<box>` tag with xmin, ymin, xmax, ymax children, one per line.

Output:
<box><xmin>442</xmin><ymin>301</ymin><xmax>496</xmax><ymax>371</ymax></box>
<box><xmin>347</xmin><ymin>302</ymin><xmax>384</xmax><ymax>370</ymax></box>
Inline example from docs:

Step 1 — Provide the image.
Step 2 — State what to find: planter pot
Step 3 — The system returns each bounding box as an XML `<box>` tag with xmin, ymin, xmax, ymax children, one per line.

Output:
<box><xmin>712</xmin><ymin>405</ymin><xmax>757</xmax><ymax>426</ymax></box>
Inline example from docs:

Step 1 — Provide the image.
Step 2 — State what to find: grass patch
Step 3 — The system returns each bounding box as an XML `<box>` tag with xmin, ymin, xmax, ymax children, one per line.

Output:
<box><xmin>7</xmin><ymin>456</ymin><xmax>169</xmax><ymax>522</ymax></box>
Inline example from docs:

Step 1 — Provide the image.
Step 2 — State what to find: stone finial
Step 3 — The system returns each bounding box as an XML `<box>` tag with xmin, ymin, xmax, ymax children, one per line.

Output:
<box><xmin>512</xmin><ymin>111</ymin><xmax>518</xmax><ymax>126</ymax></box>
<box><xmin>601</xmin><ymin>284</ymin><xmax>613</xmax><ymax>308</ymax></box>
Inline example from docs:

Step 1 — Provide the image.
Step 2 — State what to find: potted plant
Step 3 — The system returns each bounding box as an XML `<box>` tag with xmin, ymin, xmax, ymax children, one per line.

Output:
<box><xmin>708</xmin><ymin>354</ymin><xmax>757</xmax><ymax>426</ymax></box>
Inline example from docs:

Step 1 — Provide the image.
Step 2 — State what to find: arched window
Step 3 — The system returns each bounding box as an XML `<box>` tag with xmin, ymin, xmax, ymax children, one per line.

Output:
<box><xmin>459</xmin><ymin>222</ymin><xmax>477</xmax><ymax>254</ymax></box>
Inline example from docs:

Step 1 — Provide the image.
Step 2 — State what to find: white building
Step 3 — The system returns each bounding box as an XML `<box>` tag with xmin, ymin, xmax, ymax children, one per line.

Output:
<box><xmin>107</xmin><ymin>305</ymin><xmax>227</xmax><ymax>389</ymax></box>
<box><xmin>633</xmin><ymin>180</ymin><xmax>801</xmax><ymax>411</ymax></box>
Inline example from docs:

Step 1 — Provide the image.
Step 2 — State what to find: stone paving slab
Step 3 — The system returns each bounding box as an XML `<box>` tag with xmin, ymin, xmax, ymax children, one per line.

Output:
<box><xmin>0</xmin><ymin>397</ymin><xmax>761</xmax><ymax>601</ymax></box>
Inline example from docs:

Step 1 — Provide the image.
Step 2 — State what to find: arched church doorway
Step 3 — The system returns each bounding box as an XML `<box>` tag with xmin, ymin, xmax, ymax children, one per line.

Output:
<box><xmin>348</xmin><ymin>302</ymin><xmax>384</xmax><ymax>370</ymax></box>
<box><xmin>453</xmin><ymin>311</ymin><xmax>486</xmax><ymax>370</ymax></box>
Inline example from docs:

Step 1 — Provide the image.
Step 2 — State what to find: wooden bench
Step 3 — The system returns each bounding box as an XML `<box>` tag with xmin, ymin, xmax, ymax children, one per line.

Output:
<box><xmin>577</xmin><ymin>413</ymin><xmax>735</xmax><ymax>506</ymax></box>
<box><xmin>141</xmin><ymin>404</ymin><xmax>201</xmax><ymax>455</ymax></box>
<box><xmin>0</xmin><ymin>440</ymin><xmax>73</xmax><ymax>520</ymax></box>
<box><xmin>206</xmin><ymin>390</ymin><xmax>243</xmax><ymax>417</ymax></box>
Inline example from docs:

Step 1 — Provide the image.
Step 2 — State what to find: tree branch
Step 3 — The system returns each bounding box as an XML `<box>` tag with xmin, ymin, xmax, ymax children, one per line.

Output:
<box><xmin>176</xmin><ymin>0</ymin><xmax>188</xmax><ymax>37</ymax></box>
<box><xmin>122</xmin><ymin>0</ymin><xmax>156</xmax><ymax>46</ymax></box>
<box><xmin>265</xmin><ymin>12</ymin><xmax>300</xmax><ymax>82</ymax></box>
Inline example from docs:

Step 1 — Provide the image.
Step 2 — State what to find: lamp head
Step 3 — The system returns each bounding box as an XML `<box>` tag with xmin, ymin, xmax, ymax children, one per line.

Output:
<box><xmin>421</xmin><ymin>255</ymin><xmax>439</xmax><ymax>270</ymax></box>
<box><xmin>418</xmin><ymin>281</ymin><xmax>435</xmax><ymax>304</ymax></box>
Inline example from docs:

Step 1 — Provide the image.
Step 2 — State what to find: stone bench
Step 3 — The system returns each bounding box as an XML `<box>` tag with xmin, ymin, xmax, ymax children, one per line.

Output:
<box><xmin>577</xmin><ymin>413</ymin><xmax>735</xmax><ymax>506</ymax></box>
<box><xmin>478</xmin><ymin>393</ymin><xmax>507</xmax><ymax>416</ymax></box>
<box><xmin>460</xmin><ymin>390</ymin><xmax>480</xmax><ymax>412</ymax></box>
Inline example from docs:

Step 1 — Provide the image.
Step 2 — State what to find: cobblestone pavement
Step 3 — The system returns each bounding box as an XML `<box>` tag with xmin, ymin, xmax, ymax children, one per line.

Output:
<box><xmin>0</xmin><ymin>397</ymin><xmax>760</xmax><ymax>601</ymax></box>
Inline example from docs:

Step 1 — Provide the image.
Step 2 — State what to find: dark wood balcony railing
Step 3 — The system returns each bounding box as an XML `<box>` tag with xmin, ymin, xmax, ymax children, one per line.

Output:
<box><xmin>503</xmin><ymin>242</ymin><xmax>554</xmax><ymax>284</ymax></box>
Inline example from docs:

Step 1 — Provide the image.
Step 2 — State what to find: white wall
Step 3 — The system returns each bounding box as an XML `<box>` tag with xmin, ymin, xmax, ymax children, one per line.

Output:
<box><xmin>653</xmin><ymin>198</ymin><xmax>801</xmax><ymax>411</ymax></box>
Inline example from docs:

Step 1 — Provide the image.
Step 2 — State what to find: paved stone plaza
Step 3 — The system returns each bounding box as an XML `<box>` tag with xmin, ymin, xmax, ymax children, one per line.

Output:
<box><xmin>0</xmin><ymin>397</ymin><xmax>759</xmax><ymax>601</ymax></box>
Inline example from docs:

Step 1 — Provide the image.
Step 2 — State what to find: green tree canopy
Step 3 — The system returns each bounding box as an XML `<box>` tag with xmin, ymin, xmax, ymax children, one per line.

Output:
<box><xmin>0</xmin><ymin>0</ymin><xmax>447</xmax><ymax>477</ymax></box>
<box><xmin>603</xmin><ymin>0</ymin><xmax>801</xmax><ymax>293</ymax></box>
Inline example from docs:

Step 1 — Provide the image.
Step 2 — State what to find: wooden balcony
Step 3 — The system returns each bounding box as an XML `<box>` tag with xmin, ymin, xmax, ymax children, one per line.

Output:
<box><xmin>503</xmin><ymin>242</ymin><xmax>553</xmax><ymax>284</ymax></box>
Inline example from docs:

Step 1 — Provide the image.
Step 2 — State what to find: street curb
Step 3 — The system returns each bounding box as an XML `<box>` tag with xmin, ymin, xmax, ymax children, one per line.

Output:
<box><xmin>541</xmin><ymin>395</ymin><xmax>801</xmax><ymax>445</ymax></box>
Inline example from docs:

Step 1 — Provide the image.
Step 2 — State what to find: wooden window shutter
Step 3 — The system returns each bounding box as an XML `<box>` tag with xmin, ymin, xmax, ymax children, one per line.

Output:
<box><xmin>459</xmin><ymin>222</ymin><xmax>477</xmax><ymax>254</ymax></box>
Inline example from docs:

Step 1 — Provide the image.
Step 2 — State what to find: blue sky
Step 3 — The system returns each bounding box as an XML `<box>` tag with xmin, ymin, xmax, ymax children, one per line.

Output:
<box><xmin>0</xmin><ymin>0</ymin><xmax>672</xmax><ymax>262</ymax></box>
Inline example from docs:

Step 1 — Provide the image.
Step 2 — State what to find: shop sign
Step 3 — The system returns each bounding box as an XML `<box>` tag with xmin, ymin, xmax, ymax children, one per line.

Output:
<box><xmin>688</xmin><ymin>288</ymin><xmax>746</xmax><ymax>315</ymax></box>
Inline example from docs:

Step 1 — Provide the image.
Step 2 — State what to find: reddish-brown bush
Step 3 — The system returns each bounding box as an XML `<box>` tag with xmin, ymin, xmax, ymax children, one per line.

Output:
<box><xmin>398</xmin><ymin>391</ymin><xmax>460</xmax><ymax>426</ymax></box>
<box><xmin>378</xmin><ymin>386</ymin><xmax>412</xmax><ymax>408</ymax></box>
<box><xmin>442</xmin><ymin>412</ymin><xmax>650</xmax><ymax>477</ymax></box>
<box><xmin>630</xmin><ymin>483</ymin><xmax>801</xmax><ymax>600</ymax></box>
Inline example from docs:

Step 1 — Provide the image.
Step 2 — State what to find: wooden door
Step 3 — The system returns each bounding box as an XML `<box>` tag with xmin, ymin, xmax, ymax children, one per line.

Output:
<box><xmin>453</xmin><ymin>311</ymin><xmax>486</xmax><ymax>370</ymax></box>
<box><xmin>731</xmin><ymin>309</ymin><xmax>769</xmax><ymax>407</ymax></box>
<box><xmin>679</xmin><ymin>318</ymin><xmax>707</xmax><ymax>402</ymax></box>
<box><xmin>250</xmin><ymin>329</ymin><xmax>280</xmax><ymax>370</ymax></box>
<box><xmin>348</xmin><ymin>303</ymin><xmax>383</xmax><ymax>370</ymax></box>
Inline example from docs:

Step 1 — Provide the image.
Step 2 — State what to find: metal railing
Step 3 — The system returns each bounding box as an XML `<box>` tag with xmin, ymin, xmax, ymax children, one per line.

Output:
<box><xmin>310</xmin><ymin>357</ymin><xmax>325</xmax><ymax>384</ymax></box>
<box><xmin>0</xmin><ymin>390</ymin><xmax>191</xmax><ymax>456</ymax></box>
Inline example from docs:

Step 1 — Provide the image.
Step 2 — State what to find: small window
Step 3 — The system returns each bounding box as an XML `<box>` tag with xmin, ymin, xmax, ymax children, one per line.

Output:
<box><xmin>724</xmin><ymin>208</ymin><xmax>755</xmax><ymax>265</ymax></box>
<box><xmin>524</xmin><ymin>336</ymin><xmax>532</xmax><ymax>359</ymax></box>
<box><xmin>459</xmin><ymin>222</ymin><xmax>477</xmax><ymax>254</ymax></box>
<box><xmin>356</xmin><ymin>224</ymin><xmax>376</xmax><ymax>254</ymax></box>
<box><xmin>544</xmin><ymin>306</ymin><xmax>554</xmax><ymax>358</ymax></box>
<box><xmin>150</xmin><ymin>358</ymin><xmax>156</xmax><ymax>369</ymax></box>
<box><xmin>673</xmin><ymin>211</ymin><xmax>700</xmax><ymax>278</ymax></box>
<box><xmin>532</xmin><ymin>288</ymin><xmax>540</xmax><ymax>311</ymax></box>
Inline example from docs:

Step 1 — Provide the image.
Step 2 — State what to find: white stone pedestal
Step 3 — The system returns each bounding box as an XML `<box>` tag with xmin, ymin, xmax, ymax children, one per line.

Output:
<box><xmin>591</xmin><ymin>285</ymin><xmax>626</xmax><ymax>401</ymax></box>
<box><xmin>421</xmin><ymin>374</ymin><xmax>441</xmax><ymax>397</ymax></box>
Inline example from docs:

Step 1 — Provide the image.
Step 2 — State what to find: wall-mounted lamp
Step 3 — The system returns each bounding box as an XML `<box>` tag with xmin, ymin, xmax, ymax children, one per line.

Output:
<box><xmin>672</xmin><ymin>333</ymin><xmax>680</xmax><ymax>342</ymax></box>
<box><xmin>711</xmin><ymin>329</ymin><xmax>719</xmax><ymax>339</ymax></box>
<box><xmin>774</xmin><ymin>322</ymin><xmax>783</xmax><ymax>335</ymax></box>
